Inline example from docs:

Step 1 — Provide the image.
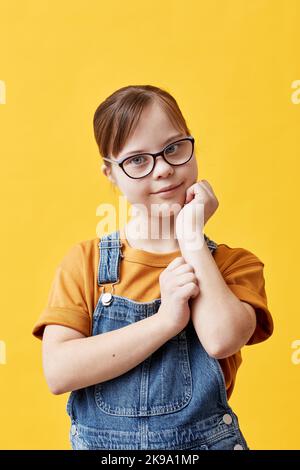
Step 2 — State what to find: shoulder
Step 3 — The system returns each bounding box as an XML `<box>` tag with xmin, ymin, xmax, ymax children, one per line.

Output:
<box><xmin>60</xmin><ymin>230</ymin><xmax>123</xmax><ymax>270</ymax></box>
<box><xmin>59</xmin><ymin>237</ymin><xmax>100</xmax><ymax>272</ymax></box>
<box><xmin>212</xmin><ymin>241</ymin><xmax>264</xmax><ymax>274</ymax></box>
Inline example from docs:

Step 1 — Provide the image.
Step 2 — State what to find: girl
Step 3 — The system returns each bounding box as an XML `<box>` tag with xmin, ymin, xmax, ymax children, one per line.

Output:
<box><xmin>32</xmin><ymin>85</ymin><xmax>274</xmax><ymax>450</ymax></box>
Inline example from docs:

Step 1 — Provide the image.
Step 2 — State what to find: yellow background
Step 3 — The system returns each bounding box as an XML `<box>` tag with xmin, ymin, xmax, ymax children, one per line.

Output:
<box><xmin>0</xmin><ymin>0</ymin><xmax>299</xmax><ymax>450</ymax></box>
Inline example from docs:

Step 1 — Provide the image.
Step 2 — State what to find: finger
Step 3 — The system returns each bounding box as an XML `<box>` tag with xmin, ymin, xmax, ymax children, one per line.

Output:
<box><xmin>176</xmin><ymin>273</ymin><xmax>198</xmax><ymax>287</ymax></box>
<box><xmin>185</xmin><ymin>182</ymin><xmax>204</xmax><ymax>203</ymax></box>
<box><xmin>165</xmin><ymin>256</ymin><xmax>185</xmax><ymax>271</ymax></box>
<box><xmin>185</xmin><ymin>185</ymin><xmax>196</xmax><ymax>204</ymax></box>
<box><xmin>190</xmin><ymin>283</ymin><xmax>200</xmax><ymax>299</ymax></box>
<box><xmin>179</xmin><ymin>282</ymin><xmax>200</xmax><ymax>301</ymax></box>
<box><xmin>173</xmin><ymin>263</ymin><xmax>195</xmax><ymax>275</ymax></box>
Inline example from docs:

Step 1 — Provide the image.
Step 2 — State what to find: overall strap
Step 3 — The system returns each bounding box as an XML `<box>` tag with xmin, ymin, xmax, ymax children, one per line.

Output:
<box><xmin>97</xmin><ymin>230</ymin><xmax>123</xmax><ymax>285</ymax></box>
<box><xmin>97</xmin><ymin>230</ymin><xmax>218</xmax><ymax>286</ymax></box>
<box><xmin>204</xmin><ymin>233</ymin><xmax>218</xmax><ymax>254</ymax></box>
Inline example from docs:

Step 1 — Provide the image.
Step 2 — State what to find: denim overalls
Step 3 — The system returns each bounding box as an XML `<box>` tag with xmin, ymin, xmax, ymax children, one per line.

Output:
<box><xmin>66</xmin><ymin>230</ymin><xmax>250</xmax><ymax>450</ymax></box>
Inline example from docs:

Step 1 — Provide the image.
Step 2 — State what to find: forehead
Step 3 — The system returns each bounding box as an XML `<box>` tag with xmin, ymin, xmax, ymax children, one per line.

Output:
<box><xmin>119</xmin><ymin>103</ymin><xmax>183</xmax><ymax>155</ymax></box>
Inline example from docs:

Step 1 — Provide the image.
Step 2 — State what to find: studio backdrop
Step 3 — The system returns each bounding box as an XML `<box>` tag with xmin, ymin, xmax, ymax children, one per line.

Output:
<box><xmin>0</xmin><ymin>0</ymin><xmax>299</xmax><ymax>450</ymax></box>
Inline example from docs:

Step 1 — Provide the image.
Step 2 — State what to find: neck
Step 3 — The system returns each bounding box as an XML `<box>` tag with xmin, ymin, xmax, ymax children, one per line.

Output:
<box><xmin>124</xmin><ymin>214</ymin><xmax>180</xmax><ymax>253</ymax></box>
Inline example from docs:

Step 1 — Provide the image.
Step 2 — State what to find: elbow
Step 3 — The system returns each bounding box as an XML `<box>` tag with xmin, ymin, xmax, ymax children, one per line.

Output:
<box><xmin>43</xmin><ymin>360</ymin><xmax>67</xmax><ymax>395</ymax></box>
<box><xmin>206</xmin><ymin>343</ymin><xmax>228</xmax><ymax>359</ymax></box>
<box><xmin>50</xmin><ymin>386</ymin><xmax>63</xmax><ymax>396</ymax></box>
<box><xmin>207</xmin><ymin>348</ymin><xmax>230</xmax><ymax>360</ymax></box>
<box><xmin>205</xmin><ymin>338</ymin><xmax>243</xmax><ymax>359</ymax></box>
<box><xmin>204</xmin><ymin>335</ymin><xmax>236</xmax><ymax>359</ymax></box>
<box><xmin>202</xmin><ymin>307</ymin><xmax>257</xmax><ymax>359</ymax></box>
<box><xmin>198</xmin><ymin>328</ymin><xmax>230</xmax><ymax>359</ymax></box>
<box><xmin>45</xmin><ymin>374</ymin><xmax>66</xmax><ymax>395</ymax></box>
<box><xmin>49</xmin><ymin>383</ymin><xmax>65</xmax><ymax>395</ymax></box>
<box><xmin>43</xmin><ymin>345</ymin><xmax>69</xmax><ymax>395</ymax></box>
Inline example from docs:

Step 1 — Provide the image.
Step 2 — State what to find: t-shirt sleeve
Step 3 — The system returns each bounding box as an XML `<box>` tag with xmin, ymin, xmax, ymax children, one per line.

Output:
<box><xmin>32</xmin><ymin>244</ymin><xmax>91</xmax><ymax>340</ymax></box>
<box><xmin>220</xmin><ymin>246</ymin><xmax>274</xmax><ymax>346</ymax></box>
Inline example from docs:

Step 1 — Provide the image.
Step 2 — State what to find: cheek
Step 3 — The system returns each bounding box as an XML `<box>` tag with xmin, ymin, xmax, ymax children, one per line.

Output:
<box><xmin>191</xmin><ymin>160</ymin><xmax>198</xmax><ymax>182</ymax></box>
<box><xmin>119</xmin><ymin>180</ymin><xmax>151</xmax><ymax>205</ymax></box>
<box><xmin>181</xmin><ymin>158</ymin><xmax>198</xmax><ymax>186</ymax></box>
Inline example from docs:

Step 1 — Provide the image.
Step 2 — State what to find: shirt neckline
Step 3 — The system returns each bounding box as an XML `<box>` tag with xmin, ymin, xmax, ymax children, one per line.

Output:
<box><xmin>119</xmin><ymin>226</ymin><xmax>182</xmax><ymax>267</ymax></box>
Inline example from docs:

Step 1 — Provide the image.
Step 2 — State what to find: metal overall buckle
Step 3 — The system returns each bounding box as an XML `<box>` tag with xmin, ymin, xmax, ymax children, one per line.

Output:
<box><xmin>100</xmin><ymin>279</ymin><xmax>120</xmax><ymax>306</ymax></box>
<box><xmin>99</xmin><ymin>239</ymin><xmax>123</xmax><ymax>306</ymax></box>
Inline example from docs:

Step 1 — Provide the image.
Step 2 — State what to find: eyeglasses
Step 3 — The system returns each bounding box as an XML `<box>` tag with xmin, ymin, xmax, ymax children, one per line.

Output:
<box><xmin>103</xmin><ymin>136</ymin><xmax>195</xmax><ymax>179</ymax></box>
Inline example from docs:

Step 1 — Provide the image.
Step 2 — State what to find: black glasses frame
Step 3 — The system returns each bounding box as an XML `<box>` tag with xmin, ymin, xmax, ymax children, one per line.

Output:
<box><xmin>102</xmin><ymin>136</ymin><xmax>195</xmax><ymax>179</ymax></box>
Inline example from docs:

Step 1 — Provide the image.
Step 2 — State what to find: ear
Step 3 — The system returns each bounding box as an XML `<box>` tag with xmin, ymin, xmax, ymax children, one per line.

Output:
<box><xmin>101</xmin><ymin>163</ymin><xmax>115</xmax><ymax>184</ymax></box>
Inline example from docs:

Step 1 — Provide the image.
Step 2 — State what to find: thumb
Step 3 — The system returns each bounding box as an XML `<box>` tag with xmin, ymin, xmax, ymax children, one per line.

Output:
<box><xmin>185</xmin><ymin>187</ymin><xmax>195</xmax><ymax>204</ymax></box>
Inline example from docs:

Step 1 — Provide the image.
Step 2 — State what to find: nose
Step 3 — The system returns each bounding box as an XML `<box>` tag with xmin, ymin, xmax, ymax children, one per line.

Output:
<box><xmin>152</xmin><ymin>155</ymin><xmax>174</xmax><ymax>178</ymax></box>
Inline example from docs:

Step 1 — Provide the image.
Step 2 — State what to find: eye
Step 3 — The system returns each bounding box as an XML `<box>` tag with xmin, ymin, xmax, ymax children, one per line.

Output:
<box><xmin>165</xmin><ymin>144</ymin><xmax>178</xmax><ymax>155</ymax></box>
<box><xmin>125</xmin><ymin>155</ymin><xmax>148</xmax><ymax>166</ymax></box>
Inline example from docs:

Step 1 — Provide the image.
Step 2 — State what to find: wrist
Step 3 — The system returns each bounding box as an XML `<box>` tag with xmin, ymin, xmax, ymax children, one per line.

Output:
<box><xmin>179</xmin><ymin>234</ymin><xmax>206</xmax><ymax>265</ymax></box>
<box><xmin>156</xmin><ymin>304</ymin><xmax>182</xmax><ymax>337</ymax></box>
<box><xmin>178</xmin><ymin>231</ymin><xmax>204</xmax><ymax>253</ymax></box>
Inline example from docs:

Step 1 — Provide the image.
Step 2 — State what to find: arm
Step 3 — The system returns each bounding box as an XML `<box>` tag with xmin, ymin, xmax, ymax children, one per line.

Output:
<box><xmin>177</xmin><ymin>179</ymin><xmax>257</xmax><ymax>359</ymax></box>
<box><xmin>184</xmin><ymin>242</ymin><xmax>256</xmax><ymax>359</ymax></box>
<box><xmin>42</xmin><ymin>306</ymin><xmax>177</xmax><ymax>395</ymax></box>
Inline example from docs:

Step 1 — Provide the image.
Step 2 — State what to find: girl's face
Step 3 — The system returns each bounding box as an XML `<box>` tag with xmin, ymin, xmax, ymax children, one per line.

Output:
<box><xmin>102</xmin><ymin>101</ymin><xmax>198</xmax><ymax>214</ymax></box>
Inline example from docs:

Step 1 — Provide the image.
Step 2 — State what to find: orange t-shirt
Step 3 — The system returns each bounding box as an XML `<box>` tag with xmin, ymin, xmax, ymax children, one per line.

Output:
<box><xmin>32</xmin><ymin>228</ymin><xmax>274</xmax><ymax>400</ymax></box>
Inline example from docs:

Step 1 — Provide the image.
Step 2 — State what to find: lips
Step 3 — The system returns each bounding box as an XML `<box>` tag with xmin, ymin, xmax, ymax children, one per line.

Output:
<box><xmin>152</xmin><ymin>182</ymin><xmax>182</xmax><ymax>194</ymax></box>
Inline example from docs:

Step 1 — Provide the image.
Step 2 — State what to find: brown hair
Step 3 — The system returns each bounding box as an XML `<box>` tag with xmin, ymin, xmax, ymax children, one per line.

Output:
<box><xmin>93</xmin><ymin>85</ymin><xmax>192</xmax><ymax>165</ymax></box>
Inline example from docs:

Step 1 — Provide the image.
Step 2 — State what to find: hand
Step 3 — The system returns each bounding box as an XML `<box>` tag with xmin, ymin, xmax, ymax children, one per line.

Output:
<box><xmin>157</xmin><ymin>256</ymin><xmax>200</xmax><ymax>334</ymax></box>
<box><xmin>175</xmin><ymin>180</ymin><xmax>219</xmax><ymax>252</ymax></box>
<box><xmin>185</xmin><ymin>180</ymin><xmax>219</xmax><ymax>224</ymax></box>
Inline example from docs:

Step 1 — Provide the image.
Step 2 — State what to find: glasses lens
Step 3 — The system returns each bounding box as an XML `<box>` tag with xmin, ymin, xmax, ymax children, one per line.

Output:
<box><xmin>164</xmin><ymin>140</ymin><xmax>193</xmax><ymax>165</ymax></box>
<box><xmin>122</xmin><ymin>140</ymin><xmax>193</xmax><ymax>178</ymax></box>
<box><xmin>123</xmin><ymin>154</ymin><xmax>154</xmax><ymax>178</ymax></box>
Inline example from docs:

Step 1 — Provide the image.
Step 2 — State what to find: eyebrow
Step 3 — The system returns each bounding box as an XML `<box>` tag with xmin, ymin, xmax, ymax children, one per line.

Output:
<box><xmin>122</xmin><ymin>133</ymin><xmax>185</xmax><ymax>158</ymax></box>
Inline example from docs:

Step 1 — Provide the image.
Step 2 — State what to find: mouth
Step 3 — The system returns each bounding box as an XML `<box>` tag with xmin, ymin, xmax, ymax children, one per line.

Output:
<box><xmin>151</xmin><ymin>182</ymin><xmax>183</xmax><ymax>195</ymax></box>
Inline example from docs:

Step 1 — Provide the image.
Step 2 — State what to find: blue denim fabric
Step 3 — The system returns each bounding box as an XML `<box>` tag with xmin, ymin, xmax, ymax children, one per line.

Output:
<box><xmin>67</xmin><ymin>230</ymin><xmax>250</xmax><ymax>450</ymax></box>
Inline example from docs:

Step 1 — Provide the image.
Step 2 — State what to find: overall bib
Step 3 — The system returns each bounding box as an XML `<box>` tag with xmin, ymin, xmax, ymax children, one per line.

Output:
<box><xmin>67</xmin><ymin>230</ymin><xmax>250</xmax><ymax>450</ymax></box>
